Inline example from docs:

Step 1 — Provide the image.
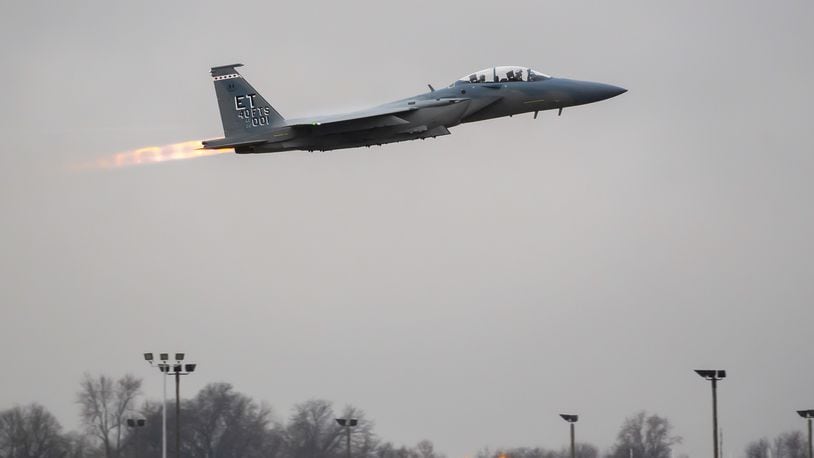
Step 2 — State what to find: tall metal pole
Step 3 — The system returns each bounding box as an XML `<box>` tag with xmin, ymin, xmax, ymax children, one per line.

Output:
<box><xmin>720</xmin><ymin>428</ymin><xmax>724</xmax><ymax>458</ymax></box>
<box><xmin>570</xmin><ymin>422</ymin><xmax>575</xmax><ymax>458</ymax></box>
<box><xmin>176</xmin><ymin>370</ymin><xmax>181</xmax><ymax>458</ymax></box>
<box><xmin>346</xmin><ymin>423</ymin><xmax>352</xmax><ymax>458</ymax></box>
<box><xmin>162</xmin><ymin>367</ymin><xmax>167</xmax><ymax>458</ymax></box>
<box><xmin>712</xmin><ymin>377</ymin><xmax>719</xmax><ymax>458</ymax></box>
<box><xmin>808</xmin><ymin>417</ymin><xmax>812</xmax><ymax>458</ymax></box>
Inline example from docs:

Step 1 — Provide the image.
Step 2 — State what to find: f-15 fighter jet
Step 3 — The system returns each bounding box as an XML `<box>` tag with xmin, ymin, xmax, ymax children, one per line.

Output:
<box><xmin>202</xmin><ymin>64</ymin><xmax>625</xmax><ymax>153</ymax></box>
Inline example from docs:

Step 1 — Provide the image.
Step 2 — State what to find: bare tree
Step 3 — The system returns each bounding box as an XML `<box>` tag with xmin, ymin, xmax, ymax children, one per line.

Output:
<box><xmin>475</xmin><ymin>447</ymin><xmax>558</xmax><ymax>458</ymax></box>
<box><xmin>76</xmin><ymin>373</ymin><xmax>142</xmax><ymax>458</ymax></box>
<box><xmin>375</xmin><ymin>442</ymin><xmax>417</xmax><ymax>458</ymax></box>
<box><xmin>607</xmin><ymin>411</ymin><xmax>681</xmax><ymax>458</ymax></box>
<box><xmin>570</xmin><ymin>443</ymin><xmax>598</xmax><ymax>458</ymax></box>
<box><xmin>475</xmin><ymin>444</ymin><xmax>597</xmax><ymax>458</ymax></box>
<box><xmin>180</xmin><ymin>382</ymin><xmax>281</xmax><ymax>458</ymax></box>
<box><xmin>62</xmin><ymin>431</ymin><xmax>100</xmax><ymax>458</ymax></box>
<box><xmin>0</xmin><ymin>403</ymin><xmax>68</xmax><ymax>458</ymax></box>
<box><xmin>772</xmin><ymin>431</ymin><xmax>807</xmax><ymax>458</ymax></box>
<box><xmin>284</xmin><ymin>399</ymin><xmax>364</xmax><ymax>458</ymax></box>
<box><xmin>415</xmin><ymin>439</ymin><xmax>444</xmax><ymax>458</ymax></box>
<box><xmin>745</xmin><ymin>438</ymin><xmax>770</xmax><ymax>458</ymax></box>
<box><xmin>375</xmin><ymin>440</ymin><xmax>445</xmax><ymax>458</ymax></box>
<box><xmin>119</xmin><ymin>400</ymin><xmax>163</xmax><ymax>458</ymax></box>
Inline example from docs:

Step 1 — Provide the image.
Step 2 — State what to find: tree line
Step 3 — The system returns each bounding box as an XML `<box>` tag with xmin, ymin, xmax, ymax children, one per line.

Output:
<box><xmin>0</xmin><ymin>373</ymin><xmax>807</xmax><ymax>458</ymax></box>
<box><xmin>0</xmin><ymin>374</ymin><xmax>445</xmax><ymax>458</ymax></box>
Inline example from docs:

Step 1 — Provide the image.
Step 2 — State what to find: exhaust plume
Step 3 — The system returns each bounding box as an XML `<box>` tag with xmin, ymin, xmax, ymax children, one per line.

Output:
<box><xmin>83</xmin><ymin>140</ymin><xmax>230</xmax><ymax>169</ymax></box>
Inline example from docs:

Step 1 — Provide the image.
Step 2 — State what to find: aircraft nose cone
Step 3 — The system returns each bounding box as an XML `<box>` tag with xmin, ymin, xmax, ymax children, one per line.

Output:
<box><xmin>550</xmin><ymin>79</ymin><xmax>627</xmax><ymax>107</ymax></box>
<box><xmin>586</xmin><ymin>82</ymin><xmax>627</xmax><ymax>102</ymax></box>
<box><xmin>605</xmin><ymin>84</ymin><xmax>627</xmax><ymax>98</ymax></box>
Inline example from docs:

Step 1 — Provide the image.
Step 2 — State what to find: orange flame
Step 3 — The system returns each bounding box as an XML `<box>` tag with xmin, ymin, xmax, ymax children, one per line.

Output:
<box><xmin>83</xmin><ymin>140</ymin><xmax>231</xmax><ymax>169</ymax></box>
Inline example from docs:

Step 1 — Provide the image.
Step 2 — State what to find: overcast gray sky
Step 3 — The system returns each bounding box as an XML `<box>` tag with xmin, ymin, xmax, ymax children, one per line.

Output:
<box><xmin>1</xmin><ymin>1</ymin><xmax>813</xmax><ymax>457</ymax></box>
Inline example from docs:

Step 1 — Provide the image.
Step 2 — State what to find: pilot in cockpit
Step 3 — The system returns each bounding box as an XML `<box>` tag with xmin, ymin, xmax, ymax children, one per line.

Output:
<box><xmin>469</xmin><ymin>73</ymin><xmax>487</xmax><ymax>83</ymax></box>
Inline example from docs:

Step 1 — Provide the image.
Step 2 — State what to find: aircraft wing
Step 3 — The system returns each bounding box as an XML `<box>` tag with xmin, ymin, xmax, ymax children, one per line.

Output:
<box><xmin>202</xmin><ymin>97</ymin><xmax>470</xmax><ymax>150</ymax></box>
<box><xmin>284</xmin><ymin>98</ymin><xmax>469</xmax><ymax>133</ymax></box>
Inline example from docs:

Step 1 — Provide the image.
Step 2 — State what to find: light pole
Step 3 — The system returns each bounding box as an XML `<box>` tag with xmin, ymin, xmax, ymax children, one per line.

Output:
<box><xmin>144</xmin><ymin>353</ymin><xmax>171</xmax><ymax>458</ymax></box>
<box><xmin>695</xmin><ymin>369</ymin><xmax>726</xmax><ymax>458</ymax></box>
<box><xmin>145</xmin><ymin>353</ymin><xmax>195</xmax><ymax>458</ymax></box>
<box><xmin>560</xmin><ymin>414</ymin><xmax>578</xmax><ymax>458</ymax></box>
<box><xmin>336</xmin><ymin>418</ymin><xmax>358</xmax><ymax>458</ymax></box>
<box><xmin>797</xmin><ymin>410</ymin><xmax>814</xmax><ymax>458</ymax></box>
<box><xmin>168</xmin><ymin>358</ymin><xmax>196</xmax><ymax>458</ymax></box>
<box><xmin>126</xmin><ymin>418</ymin><xmax>146</xmax><ymax>458</ymax></box>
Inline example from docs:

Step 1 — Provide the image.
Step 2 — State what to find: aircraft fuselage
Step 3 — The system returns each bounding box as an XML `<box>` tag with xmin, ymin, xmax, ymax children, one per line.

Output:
<box><xmin>201</xmin><ymin>65</ymin><xmax>625</xmax><ymax>154</ymax></box>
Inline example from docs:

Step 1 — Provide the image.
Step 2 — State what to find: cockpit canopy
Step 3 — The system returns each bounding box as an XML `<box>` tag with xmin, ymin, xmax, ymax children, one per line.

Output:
<box><xmin>453</xmin><ymin>66</ymin><xmax>551</xmax><ymax>85</ymax></box>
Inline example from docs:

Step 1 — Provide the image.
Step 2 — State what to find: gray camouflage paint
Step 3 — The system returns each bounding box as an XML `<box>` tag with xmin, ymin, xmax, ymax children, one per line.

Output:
<box><xmin>203</xmin><ymin>64</ymin><xmax>625</xmax><ymax>153</ymax></box>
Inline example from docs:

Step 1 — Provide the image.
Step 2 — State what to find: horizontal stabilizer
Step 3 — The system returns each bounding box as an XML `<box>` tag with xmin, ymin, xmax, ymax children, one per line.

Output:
<box><xmin>201</xmin><ymin>137</ymin><xmax>266</xmax><ymax>150</ymax></box>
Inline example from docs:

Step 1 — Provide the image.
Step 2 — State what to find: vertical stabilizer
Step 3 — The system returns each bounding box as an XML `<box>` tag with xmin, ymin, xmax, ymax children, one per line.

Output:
<box><xmin>210</xmin><ymin>64</ymin><xmax>285</xmax><ymax>138</ymax></box>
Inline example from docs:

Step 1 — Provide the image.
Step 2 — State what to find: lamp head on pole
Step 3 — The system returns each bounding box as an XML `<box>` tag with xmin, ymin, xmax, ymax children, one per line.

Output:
<box><xmin>797</xmin><ymin>410</ymin><xmax>814</xmax><ymax>419</ymax></box>
<box><xmin>695</xmin><ymin>369</ymin><xmax>726</xmax><ymax>380</ymax></box>
<box><xmin>560</xmin><ymin>414</ymin><xmax>578</xmax><ymax>423</ymax></box>
<box><xmin>336</xmin><ymin>418</ymin><xmax>358</xmax><ymax>427</ymax></box>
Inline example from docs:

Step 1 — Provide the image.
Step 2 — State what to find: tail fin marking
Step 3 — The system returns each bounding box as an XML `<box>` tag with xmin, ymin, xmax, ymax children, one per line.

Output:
<box><xmin>210</xmin><ymin>64</ymin><xmax>285</xmax><ymax>138</ymax></box>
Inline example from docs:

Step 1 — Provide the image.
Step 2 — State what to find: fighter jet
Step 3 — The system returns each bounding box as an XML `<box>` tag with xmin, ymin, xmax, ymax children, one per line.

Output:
<box><xmin>202</xmin><ymin>64</ymin><xmax>625</xmax><ymax>153</ymax></box>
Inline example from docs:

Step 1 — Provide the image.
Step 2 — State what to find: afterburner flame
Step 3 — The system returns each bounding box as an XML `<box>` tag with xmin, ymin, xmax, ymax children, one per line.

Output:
<box><xmin>86</xmin><ymin>140</ymin><xmax>230</xmax><ymax>169</ymax></box>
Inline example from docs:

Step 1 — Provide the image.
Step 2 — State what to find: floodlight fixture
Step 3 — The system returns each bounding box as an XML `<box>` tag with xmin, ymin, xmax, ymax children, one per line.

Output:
<box><xmin>798</xmin><ymin>410</ymin><xmax>814</xmax><ymax>419</ymax></box>
<box><xmin>336</xmin><ymin>418</ymin><xmax>358</xmax><ymax>427</ymax></box>
<box><xmin>560</xmin><ymin>414</ymin><xmax>578</xmax><ymax>423</ymax></box>
<box><xmin>175</xmin><ymin>353</ymin><xmax>184</xmax><ymax>361</ymax></box>
<box><xmin>160</xmin><ymin>353</ymin><xmax>169</xmax><ymax>361</ymax></box>
<box><xmin>695</xmin><ymin>369</ymin><xmax>726</xmax><ymax>380</ymax></box>
<box><xmin>185</xmin><ymin>363</ymin><xmax>196</xmax><ymax>373</ymax></box>
<box><xmin>126</xmin><ymin>418</ymin><xmax>146</xmax><ymax>428</ymax></box>
<box><xmin>144</xmin><ymin>353</ymin><xmax>154</xmax><ymax>362</ymax></box>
